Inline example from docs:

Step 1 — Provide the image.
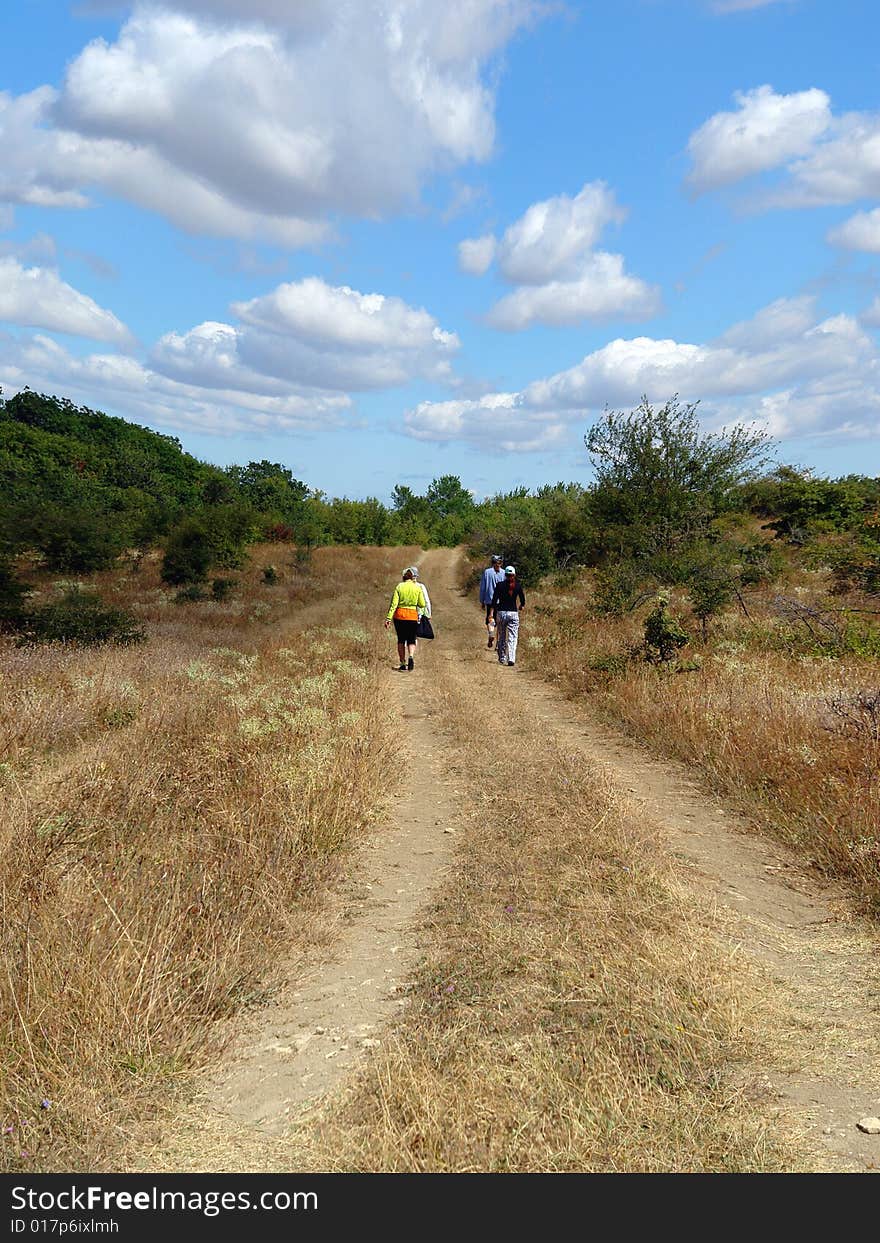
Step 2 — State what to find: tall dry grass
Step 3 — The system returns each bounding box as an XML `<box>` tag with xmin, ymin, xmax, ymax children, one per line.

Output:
<box><xmin>516</xmin><ymin>567</ymin><xmax>880</xmax><ymax>911</ymax></box>
<box><xmin>0</xmin><ymin>544</ymin><xmax>416</xmax><ymax>1171</ymax></box>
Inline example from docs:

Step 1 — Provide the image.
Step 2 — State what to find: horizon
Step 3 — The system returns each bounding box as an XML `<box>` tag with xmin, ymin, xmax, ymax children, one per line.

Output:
<box><xmin>1</xmin><ymin>1</ymin><xmax>878</xmax><ymax>503</ymax></box>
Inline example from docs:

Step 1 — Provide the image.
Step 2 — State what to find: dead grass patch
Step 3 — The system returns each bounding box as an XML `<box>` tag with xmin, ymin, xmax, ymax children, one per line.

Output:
<box><xmin>511</xmin><ymin>566</ymin><xmax>880</xmax><ymax>913</ymax></box>
<box><xmin>0</xmin><ymin>544</ymin><xmax>416</xmax><ymax>1171</ymax></box>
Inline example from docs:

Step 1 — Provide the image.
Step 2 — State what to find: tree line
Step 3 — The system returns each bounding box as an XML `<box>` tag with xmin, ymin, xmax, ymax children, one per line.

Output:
<box><xmin>1</xmin><ymin>387</ymin><xmax>877</xmax><ymax>643</ymax></box>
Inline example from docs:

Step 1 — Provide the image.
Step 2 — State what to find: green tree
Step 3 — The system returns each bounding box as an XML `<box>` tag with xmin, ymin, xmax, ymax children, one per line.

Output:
<box><xmin>425</xmin><ymin>474</ymin><xmax>474</xmax><ymax>520</ymax></box>
<box><xmin>585</xmin><ymin>395</ymin><xmax>772</xmax><ymax>561</ymax></box>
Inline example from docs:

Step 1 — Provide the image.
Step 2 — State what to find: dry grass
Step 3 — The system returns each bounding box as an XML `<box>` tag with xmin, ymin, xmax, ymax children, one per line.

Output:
<box><xmin>307</xmin><ymin>608</ymin><xmax>799</xmax><ymax>1172</ymax></box>
<box><xmin>0</xmin><ymin>543</ymin><xmax>416</xmax><ymax>1172</ymax></box>
<box><xmin>514</xmin><ymin>564</ymin><xmax>880</xmax><ymax>912</ymax></box>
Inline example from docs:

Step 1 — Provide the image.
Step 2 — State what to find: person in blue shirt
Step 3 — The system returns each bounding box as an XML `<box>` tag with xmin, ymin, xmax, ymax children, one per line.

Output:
<box><xmin>479</xmin><ymin>555</ymin><xmax>505</xmax><ymax>649</ymax></box>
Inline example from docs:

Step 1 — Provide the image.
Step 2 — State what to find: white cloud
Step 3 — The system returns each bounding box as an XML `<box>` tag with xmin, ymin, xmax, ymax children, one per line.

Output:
<box><xmin>862</xmin><ymin>297</ymin><xmax>880</xmax><ymax>329</ymax></box>
<box><xmin>459</xmin><ymin>181</ymin><xmax>659</xmax><ymax>330</ymax></box>
<box><xmin>0</xmin><ymin>268</ymin><xmax>460</xmax><ymax>441</ymax></box>
<box><xmin>232</xmin><ymin>278</ymin><xmax>459</xmax><ymax>353</ymax></box>
<box><xmin>0</xmin><ymin>257</ymin><xmax>132</xmax><ymax>345</ymax></box>
<box><xmin>495</xmin><ymin>182</ymin><xmax>625</xmax><ymax>284</ymax></box>
<box><xmin>405</xmin><ymin>296</ymin><xmax>880</xmax><ymax>451</ymax></box>
<box><xmin>0</xmin><ymin>332</ymin><xmax>351</xmax><ymax>438</ymax></box>
<box><xmin>775</xmin><ymin>112</ymin><xmax>880</xmax><ymax>208</ymax></box>
<box><xmin>715</xmin><ymin>294</ymin><xmax>817</xmax><ymax>350</ymax></box>
<box><xmin>458</xmin><ymin>234</ymin><xmax>497</xmax><ymax>275</ymax></box>
<box><xmin>151</xmin><ymin>276</ymin><xmax>461</xmax><ymax>394</ymax></box>
<box><xmin>828</xmin><ymin>208</ymin><xmax>880</xmax><ymax>253</ymax></box>
<box><xmin>487</xmin><ymin>252</ymin><xmax>660</xmax><ymax>330</ymax></box>
<box><xmin>687</xmin><ymin>85</ymin><xmax>831</xmax><ymax>192</ymax></box>
<box><xmin>128</xmin><ymin>1</ymin><xmax>336</xmax><ymax>30</ymax></box>
<box><xmin>404</xmin><ymin>391</ymin><xmax>568</xmax><ymax>452</ymax></box>
<box><xmin>523</xmin><ymin>303</ymin><xmax>870</xmax><ymax>410</ymax></box>
<box><xmin>150</xmin><ymin>321</ymin><xmax>293</xmax><ymax>395</ymax></box>
<box><xmin>0</xmin><ymin>3</ymin><xmax>543</xmax><ymax>244</ymax></box>
<box><xmin>233</xmin><ymin>277</ymin><xmax>461</xmax><ymax>390</ymax></box>
<box><xmin>687</xmin><ymin>87</ymin><xmax>880</xmax><ymax>254</ymax></box>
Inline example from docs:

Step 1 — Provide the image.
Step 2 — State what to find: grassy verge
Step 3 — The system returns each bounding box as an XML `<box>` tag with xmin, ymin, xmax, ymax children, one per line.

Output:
<box><xmin>0</xmin><ymin>544</ymin><xmax>414</xmax><ymax>1171</ymax></box>
<box><xmin>309</xmin><ymin>639</ymin><xmax>797</xmax><ymax>1171</ymax></box>
<box><xmin>494</xmin><ymin>561</ymin><xmax>880</xmax><ymax>914</ymax></box>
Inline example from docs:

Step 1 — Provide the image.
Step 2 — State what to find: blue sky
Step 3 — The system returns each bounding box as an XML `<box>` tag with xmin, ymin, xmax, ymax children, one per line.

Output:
<box><xmin>1</xmin><ymin>0</ymin><xmax>878</xmax><ymax>500</ymax></box>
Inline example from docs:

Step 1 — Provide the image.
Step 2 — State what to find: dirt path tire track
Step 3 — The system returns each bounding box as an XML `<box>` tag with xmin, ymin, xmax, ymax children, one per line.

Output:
<box><xmin>509</xmin><ymin>680</ymin><xmax>879</xmax><ymax>1170</ymax></box>
<box><xmin>133</xmin><ymin>549</ymin><xmax>462</xmax><ymax>1170</ymax></box>
<box><xmin>139</xmin><ymin>547</ymin><xmax>879</xmax><ymax>1172</ymax></box>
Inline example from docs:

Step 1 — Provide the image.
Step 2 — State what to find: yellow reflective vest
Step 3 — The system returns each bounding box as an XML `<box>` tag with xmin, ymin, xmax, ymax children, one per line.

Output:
<box><xmin>387</xmin><ymin>580</ymin><xmax>427</xmax><ymax>621</ymax></box>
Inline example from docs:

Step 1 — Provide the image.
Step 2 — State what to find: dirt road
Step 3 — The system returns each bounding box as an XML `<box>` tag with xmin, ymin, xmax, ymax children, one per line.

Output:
<box><xmin>139</xmin><ymin>547</ymin><xmax>879</xmax><ymax>1172</ymax></box>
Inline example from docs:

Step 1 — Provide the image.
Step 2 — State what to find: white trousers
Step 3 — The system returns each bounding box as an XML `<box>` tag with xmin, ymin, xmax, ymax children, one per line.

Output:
<box><xmin>496</xmin><ymin>610</ymin><xmax>519</xmax><ymax>663</ymax></box>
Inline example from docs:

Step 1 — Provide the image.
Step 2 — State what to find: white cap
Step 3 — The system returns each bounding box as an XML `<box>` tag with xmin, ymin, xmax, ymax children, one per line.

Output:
<box><xmin>505</xmin><ymin>565</ymin><xmax>516</xmax><ymax>575</ymax></box>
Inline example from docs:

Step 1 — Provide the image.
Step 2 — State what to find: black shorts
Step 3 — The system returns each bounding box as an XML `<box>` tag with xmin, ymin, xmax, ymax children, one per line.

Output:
<box><xmin>393</xmin><ymin>618</ymin><xmax>418</xmax><ymax>642</ymax></box>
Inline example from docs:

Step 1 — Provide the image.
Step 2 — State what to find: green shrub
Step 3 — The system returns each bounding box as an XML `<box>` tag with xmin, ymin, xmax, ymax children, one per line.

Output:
<box><xmin>262</xmin><ymin>564</ymin><xmax>279</xmax><ymax>585</ymax></box>
<box><xmin>826</xmin><ymin>533</ymin><xmax>880</xmax><ymax>596</ymax></box>
<box><xmin>587</xmin><ymin>649</ymin><xmax>633</xmax><ymax>678</ymax></box>
<box><xmin>210</xmin><ymin>577</ymin><xmax>237</xmax><ymax>601</ymax></box>
<box><xmin>737</xmin><ymin>539</ymin><xmax>785</xmax><ymax>587</ymax></box>
<box><xmin>16</xmin><ymin>588</ymin><xmax>145</xmax><ymax>647</ymax></box>
<box><xmin>689</xmin><ymin>565</ymin><xmax>735</xmax><ymax>639</ymax></box>
<box><xmin>592</xmin><ymin>561</ymin><xmax>652</xmax><ymax>616</ymax></box>
<box><xmin>162</xmin><ymin>518</ymin><xmax>214</xmax><ymax>585</ymax></box>
<box><xmin>25</xmin><ymin>505</ymin><xmax>125</xmax><ymax>573</ymax></box>
<box><xmin>174</xmin><ymin>584</ymin><xmax>208</xmax><ymax>604</ymax></box>
<box><xmin>0</xmin><ymin>560</ymin><xmax>27</xmax><ymax>633</ymax></box>
<box><xmin>644</xmin><ymin>597</ymin><xmax>689</xmax><ymax>663</ymax></box>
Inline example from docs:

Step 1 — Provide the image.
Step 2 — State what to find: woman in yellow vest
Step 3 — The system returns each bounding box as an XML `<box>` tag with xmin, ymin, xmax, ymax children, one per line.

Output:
<box><xmin>384</xmin><ymin>567</ymin><xmax>428</xmax><ymax>672</ymax></box>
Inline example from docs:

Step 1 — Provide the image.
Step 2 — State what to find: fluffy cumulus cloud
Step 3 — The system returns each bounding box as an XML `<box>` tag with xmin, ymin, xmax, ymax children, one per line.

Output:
<box><xmin>0</xmin><ymin>2</ymin><xmax>541</xmax><ymax>244</ymax></box>
<box><xmin>0</xmin><ymin>256</ymin><xmax>132</xmax><ymax>344</ymax></box>
<box><xmin>405</xmin><ymin>392</ymin><xmax>569</xmax><ymax>452</ymax></box>
<box><xmin>688</xmin><ymin>86</ymin><xmax>880</xmax><ymax>256</ymax></box>
<box><xmin>152</xmin><ymin>276</ymin><xmax>460</xmax><ymax>393</ymax></box>
<box><xmin>0</xmin><ymin>331</ymin><xmax>352</xmax><ymax>437</ymax></box>
<box><xmin>405</xmin><ymin>296</ymin><xmax>880</xmax><ymax>450</ymax></box>
<box><xmin>488</xmin><ymin>252</ymin><xmax>660</xmax><ymax>330</ymax></box>
<box><xmin>459</xmin><ymin>182</ymin><xmax>660</xmax><ymax>329</ymax></box>
<box><xmin>0</xmin><ymin>273</ymin><xmax>460</xmax><ymax>437</ymax></box>
<box><xmin>686</xmin><ymin>86</ymin><xmax>831</xmax><ymax>192</ymax></box>
<box><xmin>493</xmin><ymin>182</ymin><xmax>625</xmax><ymax>284</ymax></box>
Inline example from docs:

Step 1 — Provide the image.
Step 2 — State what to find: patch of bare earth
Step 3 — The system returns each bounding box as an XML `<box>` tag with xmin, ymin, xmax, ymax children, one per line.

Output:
<box><xmin>135</xmin><ymin>548</ymin><xmax>879</xmax><ymax>1172</ymax></box>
